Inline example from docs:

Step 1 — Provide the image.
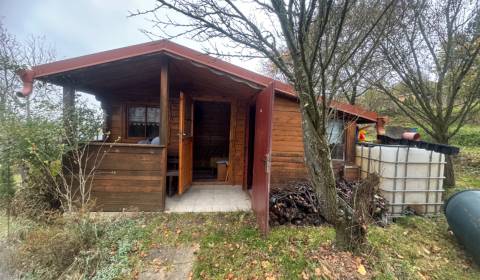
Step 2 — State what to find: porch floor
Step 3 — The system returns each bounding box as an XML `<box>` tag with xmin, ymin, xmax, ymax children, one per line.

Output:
<box><xmin>165</xmin><ymin>185</ymin><xmax>251</xmax><ymax>212</ymax></box>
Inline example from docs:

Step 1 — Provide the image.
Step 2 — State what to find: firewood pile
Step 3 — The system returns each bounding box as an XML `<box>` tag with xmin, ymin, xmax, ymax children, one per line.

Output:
<box><xmin>269</xmin><ymin>181</ymin><xmax>325</xmax><ymax>226</ymax></box>
<box><xmin>336</xmin><ymin>178</ymin><xmax>388</xmax><ymax>222</ymax></box>
<box><xmin>269</xmin><ymin>178</ymin><xmax>388</xmax><ymax>227</ymax></box>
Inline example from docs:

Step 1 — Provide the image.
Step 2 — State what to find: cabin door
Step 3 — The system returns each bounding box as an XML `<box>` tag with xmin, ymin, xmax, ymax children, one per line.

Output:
<box><xmin>252</xmin><ymin>82</ymin><xmax>274</xmax><ymax>235</ymax></box>
<box><xmin>178</xmin><ymin>91</ymin><xmax>194</xmax><ymax>194</ymax></box>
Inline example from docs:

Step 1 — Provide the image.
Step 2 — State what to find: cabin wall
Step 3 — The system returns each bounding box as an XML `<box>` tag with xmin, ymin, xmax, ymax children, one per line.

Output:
<box><xmin>232</xmin><ymin>100</ymin><xmax>247</xmax><ymax>185</ymax></box>
<box><xmin>193</xmin><ymin>101</ymin><xmax>231</xmax><ymax>169</ymax></box>
<box><xmin>168</xmin><ymin>92</ymin><xmax>180</xmax><ymax>156</ymax></box>
<box><xmin>271</xmin><ymin>95</ymin><xmax>309</xmax><ymax>186</ymax></box>
<box><xmin>270</xmin><ymin>95</ymin><xmax>349</xmax><ymax>186</ymax></box>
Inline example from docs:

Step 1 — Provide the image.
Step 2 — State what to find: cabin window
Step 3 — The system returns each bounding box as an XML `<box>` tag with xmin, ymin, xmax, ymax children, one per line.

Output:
<box><xmin>327</xmin><ymin>119</ymin><xmax>344</xmax><ymax>160</ymax></box>
<box><xmin>127</xmin><ymin>105</ymin><xmax>160</xmax><ymax>138</ymax></box>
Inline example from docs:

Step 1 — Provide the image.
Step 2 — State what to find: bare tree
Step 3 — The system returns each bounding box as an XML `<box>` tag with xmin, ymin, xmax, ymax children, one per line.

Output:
<box><xmin>376</xmin><ymin>0</ymin><xmax>480</xmax><ymax>187</ymax></box>
<box><xmin>0</xmin><ymin>20</ymin><xmax>56</xmax><ymax>120</ymax></box>
<box><xmin>339</xmin><ymin>49</ymin><xmax>386</xmax><ymax>105</ymax></box>
<box><xmin>132</xmin><ymin>0</ymin><xmax>395</xmax><ymax>249</ymax></box>
<box><xmin>0</xmin><ymin>21</ymin><xmax>21</xmax><ymax>119</ymax></box>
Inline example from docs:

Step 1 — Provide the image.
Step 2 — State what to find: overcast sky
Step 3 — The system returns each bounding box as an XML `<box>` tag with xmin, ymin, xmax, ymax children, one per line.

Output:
<box><xmin>0</xmin><ymin>0</ymin><xmax>261</xmax><ymax>71</ymax></box>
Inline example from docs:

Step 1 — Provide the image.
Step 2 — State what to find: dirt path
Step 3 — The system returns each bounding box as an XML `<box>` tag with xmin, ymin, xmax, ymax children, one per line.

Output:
<box><xmin>139</xmin><ymin>245</ymin><xmax>198</xmax><ymax>280</ymax></box>
<box><xmin>0</xmin><ymin>240</ymin><xmax>16</xmax><ymax>279</ymax></box>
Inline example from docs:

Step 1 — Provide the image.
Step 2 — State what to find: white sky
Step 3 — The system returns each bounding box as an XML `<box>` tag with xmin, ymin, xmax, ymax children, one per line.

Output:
<box><xmin>0</xmin><ymin>0</ymin><xmax>265</xmax><ymax>106</ymax></box>
<box><xmin>0</xmin><ymin>0</ymin><xmax>262</xmax><ymax>70</ymax></box>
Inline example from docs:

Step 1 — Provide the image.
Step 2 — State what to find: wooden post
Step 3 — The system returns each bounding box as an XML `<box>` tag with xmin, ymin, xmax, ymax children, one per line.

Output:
<box><xmin>160</xmin><ymin>58</ymin><xmax>169</xmax><ymax>146</ymax></box>
<box><xmin>63</xmin><ymin>86</ymin><xmax>75</xmax><ymax>141</ymax></box>
<box><xmin>159</xmin><ymin>57</ymin><xmax>169</xmax><ymax>209</ymax></box>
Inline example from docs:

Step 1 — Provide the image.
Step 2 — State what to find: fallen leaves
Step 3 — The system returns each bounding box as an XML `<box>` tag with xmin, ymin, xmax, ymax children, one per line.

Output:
<box><xmin>314</xmin><ymin>264</ymin><xmax>333</xmax><ymax>278</ymax></box>
<box><xmin>306</xmin><ymin>245</ymin><xmax>368</xmax><ymax>279</ymax></box>
<box><xmin>357</xmin><ymin>264</ymin><xmax>367</xmax><ymax>276</ymax></box>
<box><xmin>261</xmin><ymin>260</ymin><xmax>271</xmax><ymax>269</ymax></box>
<box><xmin>422</xmin><ymin>247</ymin><xmax>431</xmax><ymax>255</ymax></box>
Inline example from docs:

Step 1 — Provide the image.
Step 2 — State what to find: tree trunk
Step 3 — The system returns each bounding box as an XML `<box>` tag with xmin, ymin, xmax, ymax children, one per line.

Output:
<box><xmin>298</xmin><ymin>95</ymin><xmax>376</xmax><ymax>250</ymax></box>
<box><xmin>444</xmin><ymin>154</ymin><xmax>455</xmax><ymax>188</ymax></box>
<box><xmin>299</xmin><ymin>102</ymin><xmax>361</xmax><ymax>249</ymax></box>
<box><xmin>434</xmin><ymin>135</ymin><xmax>455</xmax><ymax>188</ymax></box>
<box><xmin>62</xmin><ymin>86</ymin><xmax>75</xmax><ymax>141</ymax></box>
<box><xmin>299</xmin><ymin>108</ymin><xmax>338</xmax><ymax>223</ymax></box>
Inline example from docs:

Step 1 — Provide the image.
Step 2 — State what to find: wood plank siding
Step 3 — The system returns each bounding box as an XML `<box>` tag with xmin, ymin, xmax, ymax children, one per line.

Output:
<box><xmin>271</xmin><ymin>95</ymin><xmax>309</xmax><ymax>186</ymax></box>
<box><xmin>271</xmin><ymin>95</ymin><xmax>351</xmax><ymax>186</ymax></box>
<box><xmin>232</xmin><ymin>100</ymin><xmax>247</xmax><ymax>185</ymax></box>
<box><xmin>86</xmin><ymin>143</ymin><xmax>166</xmax><ymax>211</ymax></box>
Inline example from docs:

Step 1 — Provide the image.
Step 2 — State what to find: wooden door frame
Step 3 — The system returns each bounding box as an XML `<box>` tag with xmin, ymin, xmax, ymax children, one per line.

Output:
<box><xmin>251</xmin><ymin>82</ymin><xmax>274</xmax><ymax>235</ymax></box>
<box><xmin>243</xmin><ymin>97</ymin><xmax>256</xmax><ymax>191</ymax></box>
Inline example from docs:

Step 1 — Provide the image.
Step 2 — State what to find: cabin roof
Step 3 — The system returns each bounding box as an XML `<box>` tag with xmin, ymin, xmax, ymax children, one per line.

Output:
<box><xmin>18</xmin><ymin>39</ymin><xmax>378</xmax><ymax>123</ymax></box>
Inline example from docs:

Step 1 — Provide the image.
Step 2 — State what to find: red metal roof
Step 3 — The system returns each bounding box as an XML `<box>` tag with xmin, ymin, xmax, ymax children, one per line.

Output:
<box><xmin>20</xmin><ymin>39</ymin><xmax>377</xmax><ymax>122</ymax></box>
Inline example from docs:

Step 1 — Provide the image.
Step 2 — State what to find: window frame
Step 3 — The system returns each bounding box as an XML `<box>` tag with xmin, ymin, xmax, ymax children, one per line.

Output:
<box><xmin>125</xmin><ymin>104</ymin><xmax>160</xmax><ymax>140</ymax></box>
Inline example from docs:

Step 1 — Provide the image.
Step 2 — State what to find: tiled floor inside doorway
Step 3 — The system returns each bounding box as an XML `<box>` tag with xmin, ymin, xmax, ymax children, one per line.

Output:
<box><xmin>165</xmin><ymin>185</ymin><xmax>251</xmax><ymax>212</ymax></box>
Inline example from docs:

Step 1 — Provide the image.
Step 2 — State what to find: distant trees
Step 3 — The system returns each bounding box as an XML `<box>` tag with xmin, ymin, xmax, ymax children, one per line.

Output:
<box><xmin>376</xmin><ymin>0</ymin><xmax>480</xmax><ymax>186</ymax></box>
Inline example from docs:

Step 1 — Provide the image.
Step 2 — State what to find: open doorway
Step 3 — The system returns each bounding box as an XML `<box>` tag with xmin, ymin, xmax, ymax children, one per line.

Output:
<box><xmin>193</xmin><ymin>101</ymin><xmax>231</xmax><ymax>181</ymax></box>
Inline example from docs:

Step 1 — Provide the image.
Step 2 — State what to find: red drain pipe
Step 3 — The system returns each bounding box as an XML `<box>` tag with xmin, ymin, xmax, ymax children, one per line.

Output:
<box><xmin>16</xmin><ymin>69</ymin><xmax>35</xmax><ymax>97</ymax></box>
<box><xmin>402</xmin><ymin>132</ymin><xmax>421</xmax><ymax>141</ymax></box>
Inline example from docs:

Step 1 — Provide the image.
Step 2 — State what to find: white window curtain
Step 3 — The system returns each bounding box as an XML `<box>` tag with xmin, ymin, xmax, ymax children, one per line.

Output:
<box><xmin>147</xmin><ymin>107</ymin><xmax>160</xmax><ymax>124</ymax></box>
<box><xmin>327</xmin><ymin>119</ymin><xmax>344</xmax><ymax>144</ymax></box>
<box><xmin>129</xmin><ymin>107</ymin><xmax>146</xmax><ymax>125</ymax></box>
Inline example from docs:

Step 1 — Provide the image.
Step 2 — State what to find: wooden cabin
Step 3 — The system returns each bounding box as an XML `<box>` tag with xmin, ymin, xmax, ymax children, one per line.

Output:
<box><xmin>18</xmin><ymin>40</ymin><xmax>379</xmax><ymax>233</ymax></box>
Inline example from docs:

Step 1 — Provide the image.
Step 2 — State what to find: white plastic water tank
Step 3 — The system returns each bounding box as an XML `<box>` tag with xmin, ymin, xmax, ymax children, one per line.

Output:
<box><xmin>355</xmin><ymin>144</ymin><xmax>445</xmax><ymax>217</ymax></box>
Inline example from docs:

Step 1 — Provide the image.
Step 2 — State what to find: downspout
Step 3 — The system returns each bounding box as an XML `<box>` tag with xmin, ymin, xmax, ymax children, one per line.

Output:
<box><xmin>16</xmin><ymin>69</ymin><xmax>35</xmax><ymax>97</ymax></box>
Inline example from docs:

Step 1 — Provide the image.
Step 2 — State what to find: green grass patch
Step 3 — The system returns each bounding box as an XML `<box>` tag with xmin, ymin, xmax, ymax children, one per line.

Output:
<box><xmin>368</xmin><ymin>217</ymin><xmax>478</xmax><ymax>279</ymax></box>
<box><xmin>450</xmin><ymin>125</ymin><xmax>480</xmax><ymax>147</ymax></box>
<box><xmin>449</xmin><ymin>145</ymin><xmax>480</xmax><ymax>197</ymax></box>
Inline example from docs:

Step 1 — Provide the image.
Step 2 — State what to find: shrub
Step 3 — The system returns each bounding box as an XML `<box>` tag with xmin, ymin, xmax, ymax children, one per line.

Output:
<box><xmin>11</xmin><ymin>214</ymin><xmax>102</xmax><ymax>279</ymax></box>
<box><xmin>450</xmin><ymin>125</ymin><xmax>480</xmax><ymax>147</ymax></box>
<box><xmin>1</xmin><ymin>95</ymin><xmax>104</xmax><ymax>215</ymax></box>
<box><xmin>8</xmin><ymin>213</ymin><xmax>150</xmax><ymax>279</ymax></box>
<box><xmin>0</xmin><ymin>158</ymin><xmax>15</xmax><ymax>207</ymax></box>
<box><xmin>10</xmin><ymin>169</ymin><xmax>60</xmax><ymax>221</ymax></box>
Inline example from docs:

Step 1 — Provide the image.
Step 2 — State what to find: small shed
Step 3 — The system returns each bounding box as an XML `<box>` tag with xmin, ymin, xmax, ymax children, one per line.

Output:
<box><xmin>18</xmin><ymin>40</ymin><xmax>379</xmax><ymax>234</ymax></box>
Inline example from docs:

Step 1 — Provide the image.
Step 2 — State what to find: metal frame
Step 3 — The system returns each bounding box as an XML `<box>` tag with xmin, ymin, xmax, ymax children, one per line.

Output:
<box><xmin>357</xmin><ymin>143</ymin><xmax>446</xmax><ymax>218</ymax></box>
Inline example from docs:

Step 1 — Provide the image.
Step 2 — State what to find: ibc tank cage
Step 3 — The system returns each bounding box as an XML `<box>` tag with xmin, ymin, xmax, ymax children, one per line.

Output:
<box><xmin>355</xmin><ymin>143</ymin><xmax>446</xmax><ymax>217</ymax></box>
